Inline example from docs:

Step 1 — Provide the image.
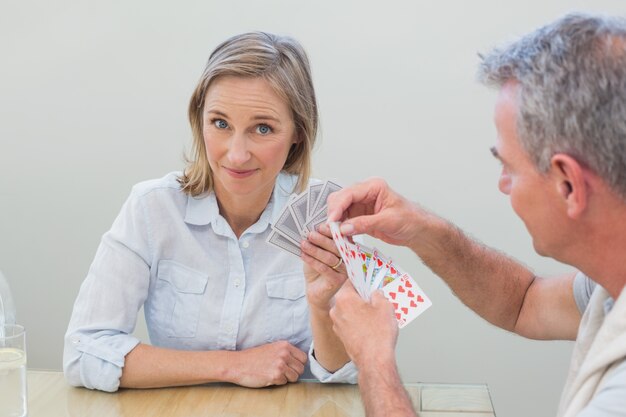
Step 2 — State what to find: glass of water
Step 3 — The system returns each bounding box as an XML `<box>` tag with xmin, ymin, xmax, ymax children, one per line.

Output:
<box><xmin>0</xmin><ymin>324</ymin><xmax>27</xmax><ymax>417</ymax></box>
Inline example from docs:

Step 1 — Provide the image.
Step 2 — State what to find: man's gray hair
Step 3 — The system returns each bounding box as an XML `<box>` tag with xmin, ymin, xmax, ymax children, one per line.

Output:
<box><xmin>478</xmin><ymin>13</ymin><xmax>626</xmax><ymax>198</ymax></box>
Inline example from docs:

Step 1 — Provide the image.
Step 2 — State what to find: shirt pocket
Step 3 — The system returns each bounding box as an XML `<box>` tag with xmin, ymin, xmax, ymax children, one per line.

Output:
<box><xmin>264</xmin><ymin>273</ymin><xmax>310</xmax><ymax>344</ymax></box>
<box><xmin>153</xmin><ymin>260</ymin><xmax>209</xmax><ymax>338</ymax></box>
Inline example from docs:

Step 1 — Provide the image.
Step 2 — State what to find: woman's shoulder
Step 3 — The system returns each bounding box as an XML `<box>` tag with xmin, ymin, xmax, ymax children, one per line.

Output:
<box><xmin>130</xmin><ymin>172</ymin><xmax>184</xmax><ymax>197</ymax></box>
<box><xmin>124</xmin><ymin>172</ymin><xmax>190</xmax><ymax>211</ymax></box>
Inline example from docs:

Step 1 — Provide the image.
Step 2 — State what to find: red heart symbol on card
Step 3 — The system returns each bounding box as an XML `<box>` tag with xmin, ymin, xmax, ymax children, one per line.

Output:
<box><xmin>417</xmin><ymin>295</ymin><xmax>424</xmax><ymax>302</ymax></box>
<box><xmin>410</xmin><ymin>300</ymin><xmax>417</xmax><ymax>308</ymax></box>
<box><xmin>401</xmin><ymin>307</ymin><xmax>409</xmax><ymax>315</ymax></box>
<box><xmin>360</xmin><ymin>253</ymin><xmax>366</xmax><ymax>261</ymax></box>
<box><xmin>390</xmin><ymin>267</ymin><xmax>397</xmax><ymax>275</ymax></box>
<box><xmin>404</xmin><ymin>279</ymin><xmax>412</xmax><ymax>288</ymax></box>
<box><xmin>395</xmin><ymin>312</ymin><xmax>402</xmax><ymax>320</ymax></box>
<box><xmin>340</xmin><ymin>247</ymin><xmax>344</xmax><ymax>254</ymax></box>
<box><xmin>389</xmin><ymin>292</ymin><xmax>396</xmax><ymax>300</ymax></box>
<box><xmin>376</xmin><ymin>259</ymin><xmax>383</xmax><ymax>267</ymax></box>
<box><xmin>407</xmin><ymin>290</ymin><xmax>414</xmax><ymax>298</ymax></box>
<box><xmin>350</xmin><ymin>250</ymin><xmax>356</xmax><ymax>258</ymax></box>
<box><xmin>398</xmin><ymin>286</ymin><xmax>405</xmax><ymax>293</ymax></box>
<box><xmin>393</xmin><ymin>303</ymin><xmax>399</xmax><ymax>310</ymax></box>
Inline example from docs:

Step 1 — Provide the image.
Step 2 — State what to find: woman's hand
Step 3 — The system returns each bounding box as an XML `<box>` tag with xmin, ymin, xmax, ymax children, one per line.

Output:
<box><xmin>301</xmin><ymin>223</ymin><xmax>347</xmax><ymax>311</ymax></box>
<box><xmin>227</xmin><ymin>341</ymin><xmax>308</xmax><ymax>387</ymax></box>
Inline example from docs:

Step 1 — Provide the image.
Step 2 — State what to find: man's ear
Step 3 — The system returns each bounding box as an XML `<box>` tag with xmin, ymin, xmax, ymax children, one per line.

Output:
<box><xmin>550</xmin><ymin>153</ymin><xmax>588</xmax><ymax>219</ymax></box>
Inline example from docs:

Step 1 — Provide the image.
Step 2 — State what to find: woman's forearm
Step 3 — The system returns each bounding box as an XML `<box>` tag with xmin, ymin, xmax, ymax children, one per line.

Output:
<box><xmin>119</xmin><ymin>343</ymin><xmax>233</xmax><ymax>388</ymax></box>
<box><xmin>308</xmin><ymin>306</ymin><xmax>351</xmax><ymax>372</ymax></box>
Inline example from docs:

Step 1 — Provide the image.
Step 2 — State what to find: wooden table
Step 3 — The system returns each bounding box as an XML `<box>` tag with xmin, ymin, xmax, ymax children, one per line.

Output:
<box><xmin>27</xmin><ymin>370</ymin><xmax>495</xmax><ymax>416</ymax></box>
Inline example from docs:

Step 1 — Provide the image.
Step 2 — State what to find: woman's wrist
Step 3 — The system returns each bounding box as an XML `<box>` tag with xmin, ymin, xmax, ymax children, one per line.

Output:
<box><xmin>307</xmin><ymin>299</ymin><xmax>333</xmax><ymax>317</ymax></box>
<box><xmin>306</xmin><ymin>290</ymin><xmax>334</xmax><ymax>313</ymax></box>
<box><xmin>207</xmin><ymin>350</ymin><xmax>238</xmax><ymax>384</ymax></box>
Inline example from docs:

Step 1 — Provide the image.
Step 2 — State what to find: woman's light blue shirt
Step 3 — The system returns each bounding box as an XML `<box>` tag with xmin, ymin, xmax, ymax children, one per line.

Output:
<box><xmin>63</xmin><ymin>172</ymin><xmax>357</xmax><ymax>391</ymax></box>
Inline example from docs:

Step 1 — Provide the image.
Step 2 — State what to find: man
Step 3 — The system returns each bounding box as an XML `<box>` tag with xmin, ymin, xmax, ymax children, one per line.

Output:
<box><xmin>327</xmin><ymin>13</ymin><xmax>626</xmax><ymax>417</ymax></box>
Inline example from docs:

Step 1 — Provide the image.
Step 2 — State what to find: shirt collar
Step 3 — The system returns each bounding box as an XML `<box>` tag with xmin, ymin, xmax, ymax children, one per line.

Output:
<box><xmin>184</xmin><ymin>172</ymin><xmax>298</xmax><ymax>233</ymax></box>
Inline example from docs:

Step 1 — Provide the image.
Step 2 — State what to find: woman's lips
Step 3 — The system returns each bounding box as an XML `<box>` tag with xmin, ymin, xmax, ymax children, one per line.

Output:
<box><xmin>223</xmin><ymin>167</ymin><xmax>257</xmax><ymax>179</ymax></box>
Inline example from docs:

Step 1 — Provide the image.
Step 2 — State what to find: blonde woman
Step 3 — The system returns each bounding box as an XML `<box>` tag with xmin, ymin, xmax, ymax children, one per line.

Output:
<box><xmin>64</xmin><ymin>32</ymin><xmax>356</xmax><ymax>391</ymax></box>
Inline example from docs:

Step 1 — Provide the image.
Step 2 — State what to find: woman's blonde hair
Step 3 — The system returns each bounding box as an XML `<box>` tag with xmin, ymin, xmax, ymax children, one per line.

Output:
<box><xmin>179</xmin><ymin>32</ymin><xmax>318</xmax><ymax>196</ymax></box>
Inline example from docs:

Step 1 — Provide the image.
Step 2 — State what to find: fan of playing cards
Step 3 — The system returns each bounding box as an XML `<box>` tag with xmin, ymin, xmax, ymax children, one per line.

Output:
<box><xmin>266</xmin><ymin>181</ymin><xmax>432</xmax><ymax>329</ymax></box>
<box><xmin>327</xmin><ymin>222</ymin><xmax>432</xmax><ymax>328</ymax></box>
<box><xmin>266</xmin><ymin>180</ymin><xmax>342</xmax><ymax>257</ymax></box>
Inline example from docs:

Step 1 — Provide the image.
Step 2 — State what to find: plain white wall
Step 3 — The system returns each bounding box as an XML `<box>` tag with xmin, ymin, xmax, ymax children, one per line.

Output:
<box><xmin>1</xmin><ymin>1</ymin><xmax>625</xmax><ymax>416</ymax></box>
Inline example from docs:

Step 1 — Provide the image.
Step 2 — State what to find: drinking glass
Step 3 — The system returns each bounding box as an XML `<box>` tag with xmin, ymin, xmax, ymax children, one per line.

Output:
<box><xmin>0</xmin><ymin>324</ymin><xmax>27</xmax><ymax>417</ymax></box>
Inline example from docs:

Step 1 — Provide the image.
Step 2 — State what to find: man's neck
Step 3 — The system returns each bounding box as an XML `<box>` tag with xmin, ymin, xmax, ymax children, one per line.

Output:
<box><xmin>564</xmin><ymin>196</ymin><xmax>626</xmax><ymax>300</ymax></box>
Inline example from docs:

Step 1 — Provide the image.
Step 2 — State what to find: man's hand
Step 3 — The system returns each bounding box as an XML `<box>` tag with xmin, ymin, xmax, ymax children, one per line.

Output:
<box><xmin>227</xmin><ymin>341</ymin><xmax>308</xmax><ymax>387</ymax></box>
<box><xmin>329</xmin><ymin>280</ymin><xmax>398</xmax><ymax>367</ymax></box>
<box><xmin>326</xmin><ymin>178</ymin><xmax>436</xmax><ymax>251</ymax></box>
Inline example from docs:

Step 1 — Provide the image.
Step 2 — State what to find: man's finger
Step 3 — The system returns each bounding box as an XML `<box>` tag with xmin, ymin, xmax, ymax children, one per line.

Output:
<box><xmin>339</xmin><ymin>213</ymin><xmax>380</xmax><ymax>236</ymax></box>
<box><xmin>371</xmin><ymin>290</ymin><xmax>389</xmax><ymax>306</ymax></box>
<box><xmin>327</xmin><ymin>178</ymin><xmax>386</xmax><ymax>222</ymax></box>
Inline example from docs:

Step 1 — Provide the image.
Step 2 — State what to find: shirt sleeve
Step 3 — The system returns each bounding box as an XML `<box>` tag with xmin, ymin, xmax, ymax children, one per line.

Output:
<box><xmin>63</xmin><ymin>188</ymin><xmax>152</xmax><ymax>392</ymax></box>
<box><xmin>577</xmin><ymin>359</ymin><xmax>626</xmax><ymax>417</ymax></box>
<box><xmin>573</xmin><ymin>272</ymin><xmax>597</xmax><ymax>314</ymax></box>
<box><xmin>308</xmin><ymin>342</ymin><xmax>358</xmax><ymax>384</ymax></box>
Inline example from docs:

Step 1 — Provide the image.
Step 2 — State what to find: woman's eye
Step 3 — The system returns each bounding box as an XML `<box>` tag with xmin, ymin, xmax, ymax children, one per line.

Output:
<box><xmin>256</xmin><ymin>124</ymin><xmax>272</xmax><ymax>135</ymax></box>
<box><xmin>213</xmin><ymin>119</ymin><xmax>228</xmax><ymax>129</ymax></box>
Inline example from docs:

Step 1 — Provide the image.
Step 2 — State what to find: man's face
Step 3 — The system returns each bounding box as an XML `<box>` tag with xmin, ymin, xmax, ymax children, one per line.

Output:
<box><xmin>491</xmin><ymin>81</ymin><xmax>566</xmax><ymax>257</ymax></box>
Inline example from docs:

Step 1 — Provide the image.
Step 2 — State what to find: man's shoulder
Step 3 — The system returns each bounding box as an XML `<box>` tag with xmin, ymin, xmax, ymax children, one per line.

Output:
<box><xmin>573</xmin><ymin>272</ymin><xmax>598</xmax><ymax>313</ymax></box>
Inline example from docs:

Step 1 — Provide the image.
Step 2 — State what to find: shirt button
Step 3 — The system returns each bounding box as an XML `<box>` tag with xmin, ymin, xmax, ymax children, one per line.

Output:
<box><xmin>234</xmin><ymin>279</ymin><xmax>241</xmax><ymax>287</ymax></box>
<box><xmin>241</xmin><ymin>241</ymin><xmax>249</xmax><ymax>249</ymax></box>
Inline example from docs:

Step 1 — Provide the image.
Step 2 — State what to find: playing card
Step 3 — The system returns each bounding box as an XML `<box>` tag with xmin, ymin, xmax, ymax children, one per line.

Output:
<box><xmin>273</xmin><ymin>206</ymin><xmax>303</xmax><ymax>245</ymax></box>
<box><xmin>311</xmin><ymin>180</ymin><xmax>342</xmax><ymax>217</ymax></box>
<box><xmin>368</xmin><ymin>249</ymin><xmax>391</xmax><ymax>290</ymax></box>
<box><xmin>307</xmin><ymin>183</ymin><xmax>324</xmax><ymax>218</ymax></box>
<box><xmin>356</xmin><ymin>243</ymin><xmax>374</xmax><ymax>276</ymax></box>
<box><xmin>371</xmin><ymin>256</ymin><xmax>406</xmax><ymax>291</ymax></box>
<box><xmin>304</xmin><ymin>206</ymin><xmax>328</xmax><ymax>233</ymax></box>
<box><xmin>288</xmin><ymin>191</ymin><xmax>309</xmax><ymax>238</ymax></box>
<box><xmin>382</xmin><ymin>274</ymin><xmax>432</xmax><ymax>328</ymax></box>
<box><xmin>266</xmin><ymin>230</ymin><xmax>302</xmax><ymax>257</ymax></box>
<box><xmin>356</xmin><ymin>243</ymin><xmax>374</xmax><ymax>295</ymax></box>
<box><xmin>328</xmin><ymin>222</ymin><xmax>366</xmax><ymax>298</ymax></box>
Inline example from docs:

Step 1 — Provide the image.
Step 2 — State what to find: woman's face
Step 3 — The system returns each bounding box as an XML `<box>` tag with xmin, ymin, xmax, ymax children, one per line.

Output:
<box><xmin>202</xmin><ymin>75</ymin><xmax>297</xmax><ymax>203</ymax></box>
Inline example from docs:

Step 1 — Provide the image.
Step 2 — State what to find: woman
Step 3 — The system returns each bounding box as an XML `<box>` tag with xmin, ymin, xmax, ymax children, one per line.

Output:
<box><xmin>63</xmin><ymin>32</ymin><xmax>356</xmax><ymax>392</ymax></box>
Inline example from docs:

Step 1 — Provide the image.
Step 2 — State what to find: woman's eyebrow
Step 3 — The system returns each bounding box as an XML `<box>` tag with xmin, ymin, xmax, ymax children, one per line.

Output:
<box><xmin>206</xmin><ymin>109</ymin><xmax>228</xmax><ymax>118</ymax></box>
<box><xmin>251</xmin><ymin>114</ymin><xmax>281</xmax><ymax>123</ymax></box>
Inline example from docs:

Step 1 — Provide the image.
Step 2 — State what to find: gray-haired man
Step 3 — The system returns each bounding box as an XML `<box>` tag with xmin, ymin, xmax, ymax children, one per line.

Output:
<box><xmin>328</xmin><ymin>13</ymin><xmax>626</xmax><ymax>417</ymax></box>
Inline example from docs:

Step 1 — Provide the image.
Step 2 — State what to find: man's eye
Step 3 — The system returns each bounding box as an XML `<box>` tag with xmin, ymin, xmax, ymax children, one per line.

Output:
<box><xmin>213</xmin><ymin>119</ymin><xmax>228</xmax><ymax>129</ymax></box>
<box><xmin>256</xmin><ymin>124</ymin><xmax>272</xmax><ymax>135</ymax></box>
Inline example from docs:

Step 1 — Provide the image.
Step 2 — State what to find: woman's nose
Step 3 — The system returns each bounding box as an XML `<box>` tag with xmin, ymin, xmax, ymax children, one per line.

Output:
<box><xmin>227</xmin><ymin>134</ymin><xmax>251</xmax><ymax>166</ymax></box>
